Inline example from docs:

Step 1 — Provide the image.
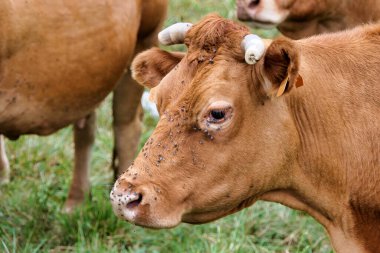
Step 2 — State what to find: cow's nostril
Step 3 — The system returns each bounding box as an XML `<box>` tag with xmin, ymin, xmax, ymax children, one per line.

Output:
<box><xmin>126</xmin><ymin>193</ymin><xmax>143</xmax><ymax>209</ymax></box>
<box><xmin>248</xmin><ymin>0</ymin><xmax>260</xmax><ymax>8</ymax></box>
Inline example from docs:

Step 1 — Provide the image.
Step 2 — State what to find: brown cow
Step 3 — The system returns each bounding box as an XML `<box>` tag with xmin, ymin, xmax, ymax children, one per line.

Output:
<box><xmin>236</xmin><ymin>0</ymin><xmax>380</xmax><ymax>39</ymax></box>
<box><xmin>0</xmin><ymin>0</ymin><xmax>167</xmax><ymax>211</ymax></box>
<box><xmin>110</xmin><ymin>15</ymin><xmax>380</xmax><ymax>252</ymax></box>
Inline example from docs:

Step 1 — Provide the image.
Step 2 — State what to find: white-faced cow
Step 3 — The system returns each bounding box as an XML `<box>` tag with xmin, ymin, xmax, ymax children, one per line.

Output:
<box><xmin>236</xmin><ymin>0</ymin><xmax>380</xmax><ymax>39</ymax></box>
<box><xmin>0</xmin><ymin>0</ymin><xmax>167</xmax><ymax>211</ymax></box>
<box><xmin>110</xmin><ymin>15</ymin><xmax>380</xmax><ymax>252</ymax></box>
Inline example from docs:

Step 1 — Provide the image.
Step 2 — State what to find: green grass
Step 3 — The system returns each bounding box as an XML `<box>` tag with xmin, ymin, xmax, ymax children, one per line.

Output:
<box><xmin>0</xmin><ymin>0</ymin><xmax>332</xmax><ymax>252</ymax></box>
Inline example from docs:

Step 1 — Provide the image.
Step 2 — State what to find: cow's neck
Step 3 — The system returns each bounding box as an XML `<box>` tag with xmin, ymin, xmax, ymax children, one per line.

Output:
<box><xmin>322</xmin><ymin>0</ymin><xmax>380</xmax><ymax>31</ymax></box>
<box><xmin>270</xmin><ymin>82</ymin><xmax>380</xmax><ymax>252</ymax></box>
<box><xmin>279</xmin><ymin>0</ymin><xmax>380</xmax><ymax>39</ymax></box>
<box><xmin>316</xmin><ymin>0</ymin><xmax>380</xmax><ymax>34</ymax></box>
<box><xmin>279</xmin><ymin>30</ymin><xmax>380</xmax><ymax>251</ymax></box>
<box><xmin>343</xmin><ymin>0</ymin><xmax>380</xmax><ymax>25</ymax></box>
<box><xmin>259</xmin><ymin>189</ymin><xmax>369</xmax><ymax>253</ymax></box>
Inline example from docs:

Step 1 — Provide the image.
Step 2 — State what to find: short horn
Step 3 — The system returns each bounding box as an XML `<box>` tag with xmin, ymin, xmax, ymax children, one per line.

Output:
<box><xmin>241</xmin><ymin>34</ymin><xmax>265</xmax><ymax>64</ymax></box>
<box><xmin>158</xmin><ymin>23</ymin><xmax>193</xmax><ymax>45</ymax></box>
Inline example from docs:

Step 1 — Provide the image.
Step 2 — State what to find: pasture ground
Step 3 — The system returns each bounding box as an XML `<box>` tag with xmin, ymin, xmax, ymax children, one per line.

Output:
<box><xmin>0</xmin><ymin>0</ymin><xmax>332</xmax><ymax>252</ymax></box>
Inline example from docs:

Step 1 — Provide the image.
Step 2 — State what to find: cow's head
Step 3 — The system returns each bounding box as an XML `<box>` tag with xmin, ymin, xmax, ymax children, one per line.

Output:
<box><xmin>110</xmin><ymin>15</ymin><xmax>302</xmax><ymax>228</ymax></box>
<box><xmin>236</xmin><ymin>0</ymin><xmax>292</xmax><ymax>28</ymax></box>
<box><xmin>236</xmin><ymin>0</ymin><xmax>336</xmax><ymax>39</ymax></box>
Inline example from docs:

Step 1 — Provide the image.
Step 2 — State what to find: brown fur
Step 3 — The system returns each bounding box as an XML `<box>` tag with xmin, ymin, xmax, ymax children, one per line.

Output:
<box><xmin>237</xmin><ymin>0</ymin><xmax>380</xmax><ymax>39</ymax></box>
<box><xmin>0</xmin><ymin>0</ymin><xmax>168</xmax><ymax>211</ymax></box>
<box><xmin>113</xmin><ymin>15</ymin><xmax>380</xmax><ymax>252</ymax></box>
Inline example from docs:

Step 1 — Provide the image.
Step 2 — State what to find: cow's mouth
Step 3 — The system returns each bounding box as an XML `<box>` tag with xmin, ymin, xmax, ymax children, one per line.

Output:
<box><xmin>111</xmin><ymin>179</ymin><xmax>261</xmax><ymax>228</ymax></box>
<box><xmin>110</xmin><ymin>186</ymin><xmax>186</xmax><ymax>229</ymax></box>
<box><xmin>113</xmin><ymin>203</ymin><xmax>184</xmax><ymax>229</ymax></box>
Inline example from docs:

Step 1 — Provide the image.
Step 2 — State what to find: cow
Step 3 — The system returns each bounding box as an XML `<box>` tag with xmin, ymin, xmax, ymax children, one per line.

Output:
<box><xmin>236</xmin><ymin>0</ymin><xmax>380</xmax><ymax>39</ymax></box>
<box><xmin>0</xmin><ymin>0</ymin><xmax>167</xmax><ymax>211</ymax></box>
<box><xmin>110</xmin><ymin>15</ymin><xmax>380</xmax><ymax>252</ymax></box>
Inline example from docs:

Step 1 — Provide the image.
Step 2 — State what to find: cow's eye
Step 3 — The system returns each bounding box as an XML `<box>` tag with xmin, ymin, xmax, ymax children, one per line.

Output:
<box><xmin>209</xmin><ymin>109</ymin><xmax>226</xmax><ymax>122</ymax></box>
<box><xmin>205</xmin><ymin>102</ymin><xmax>233</xmax><ymax>125</ymax></box>
<box><xmin>202</xmin><ymin>101</ymin><xmax>233</xmax><ymax>128</ymax></box>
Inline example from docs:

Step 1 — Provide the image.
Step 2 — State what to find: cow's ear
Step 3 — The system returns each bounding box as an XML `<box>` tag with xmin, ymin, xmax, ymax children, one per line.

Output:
<box><xmin>131</xmin><ymin>47</ymin><xmax>185</xmax><ymax>88</ymax></box>
<box><xmin>261</xmin><ymin>38</ymin><xmax>302</xmax><ymax>97</ymax></box>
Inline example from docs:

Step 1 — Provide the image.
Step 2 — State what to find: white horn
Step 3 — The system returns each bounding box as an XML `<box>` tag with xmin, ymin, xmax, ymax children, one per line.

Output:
<box><xmin>158</xmin><ymin>23</ymin><xmax>193</xmax><ymax>45</ymax></box>
<box><xmin>241</xmin><ymin>34</ymin><xmax>265</xmax><ymax>65</ymax></box>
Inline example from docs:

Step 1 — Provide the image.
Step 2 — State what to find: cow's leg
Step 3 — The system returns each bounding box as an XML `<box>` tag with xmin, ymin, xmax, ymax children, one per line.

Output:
<box><xmin>63</xmin><ymin>112</ymin><xmax>96</xmax><ymax>212</ymax></box>
<box><xmin>112</xmin><ymin>72</ymin><xmax>144</xmax><ymax>179</ymax></box>
<box><xmin>0</xmin><ymin>135</ymin><xmax>10</xmax><ymax>184</ymax></box>
<box><xmin>112</xmin><ymin>0</ymin><xmax>167</xmax><ymax>179</ymax></box>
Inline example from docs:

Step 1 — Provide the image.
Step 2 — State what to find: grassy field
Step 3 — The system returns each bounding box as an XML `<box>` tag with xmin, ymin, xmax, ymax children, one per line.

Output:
<box><xmin>0</xmin><ymin>0</ymin><xmax>333</xmax><ymax>252</ymax></box>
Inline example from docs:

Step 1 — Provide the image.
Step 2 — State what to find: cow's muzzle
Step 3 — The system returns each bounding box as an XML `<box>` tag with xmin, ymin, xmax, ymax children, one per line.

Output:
<box><xmin>110</xmin><ymin>170</ymin><xmax>185</xmax><ymax>229</ymax></box>
<box><xmin>110</xmin><ymin>181</ymin><xmax>144</xmax><ymax>222</ymax></box>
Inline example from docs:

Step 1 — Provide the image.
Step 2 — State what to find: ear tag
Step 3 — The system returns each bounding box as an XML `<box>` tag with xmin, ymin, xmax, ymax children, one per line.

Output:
<box><xmin>276</xmin><ymin>76</ymin><xmax>289</xmax><ymax>97</ymax></box>
<box><xmin>295</xmin><ymin>74</ymin><xmax>304</xmax><ymax>88</ymax></box>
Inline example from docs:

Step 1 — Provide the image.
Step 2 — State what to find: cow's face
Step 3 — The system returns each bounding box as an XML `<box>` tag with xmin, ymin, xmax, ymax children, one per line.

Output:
<box><xmin>237</xmin><ymin>0</ymin><xmax>333</xmax><ymax>39</ymax></box>
<box><xmin>236</xmin><ymin>0</ymin><xmax>294</xmax><ymax>28</ymax></box>
<box><xmin>110</xmin><ymin>15</ymin><xmax>301</xmax><ymax>228</ymax></box>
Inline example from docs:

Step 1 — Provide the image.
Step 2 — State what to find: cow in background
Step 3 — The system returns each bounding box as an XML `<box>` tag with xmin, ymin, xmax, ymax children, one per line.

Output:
<box><xmin>111</xmin><ymin>15</ymin><xmax>380</xmax><ymax>252</ymax></box>
<box><xmin>0</xmin><ymin>0</ymin><xmax>167</xmax><ymax>212</ymax></box>
<box><xmin>236</xmin><ymin>0</ymin><xmax>380</xmax><ymax>39</ymax></box>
